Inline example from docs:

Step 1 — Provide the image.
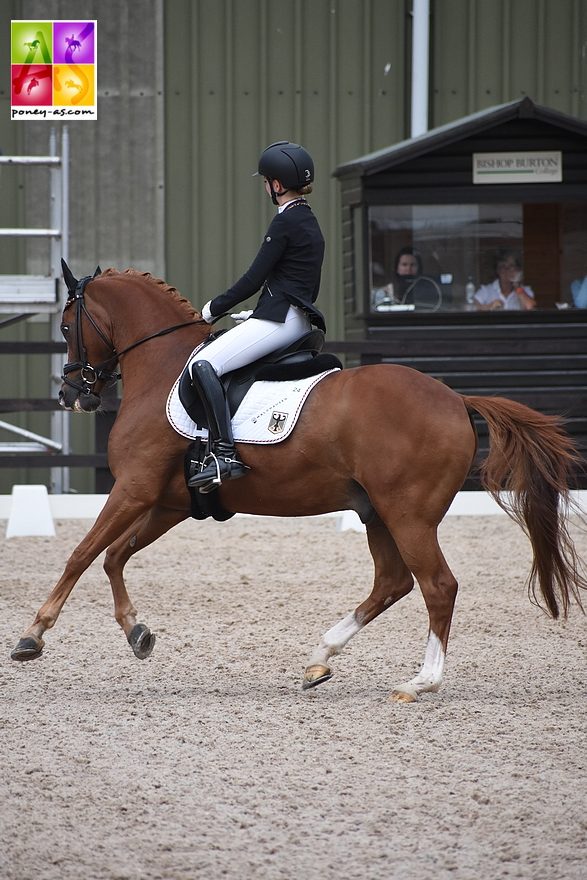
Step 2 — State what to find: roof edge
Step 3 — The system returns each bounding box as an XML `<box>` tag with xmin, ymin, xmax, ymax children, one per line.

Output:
<box><xmin>333</xmin><ymin>98</ymin><xmax>587</xmax><ymax>179</ymax></box>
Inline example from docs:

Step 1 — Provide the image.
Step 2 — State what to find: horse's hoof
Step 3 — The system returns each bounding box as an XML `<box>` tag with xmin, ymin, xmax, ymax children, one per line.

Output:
<box><xmin>302</xmin><ymin>664</ymin><xmax>333</xmax><ymax>690</ymax></box>
<box><xmin>11</xmin><ymin>636</ymin><xmax>45</xmax><ymax>662</ymax></box>
<box><xmin>390</xmin><ymin>688</ymin><xmax>417</xmax><ymax>703</ymax></box>
<box><xmin>127</xmin><ymin>623</ymin><xmax>156</xmax><ymax>660</ymax></box>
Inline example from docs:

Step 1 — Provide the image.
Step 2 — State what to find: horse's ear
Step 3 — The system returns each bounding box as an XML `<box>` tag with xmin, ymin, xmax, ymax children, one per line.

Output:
<box><xmin>61</xmin><ymin>258</ymin><xmax>78</xmax><ymax>292</ymax></box>
<box><xmin>93</xmin><ymin>266</ymin><xmax>101</xmax><ymax>278</ymax></box>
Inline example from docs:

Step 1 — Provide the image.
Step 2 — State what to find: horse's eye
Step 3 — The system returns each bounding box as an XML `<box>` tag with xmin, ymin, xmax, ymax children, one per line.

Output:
<box><xmin>61</xmin><ymin>324</ymin><xmax>69</xmax><ymax>339</ymax></box>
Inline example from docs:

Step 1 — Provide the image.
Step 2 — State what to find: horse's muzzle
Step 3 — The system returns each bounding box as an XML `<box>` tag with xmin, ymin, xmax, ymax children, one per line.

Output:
<box><xmin>59</xmin><ymin>385</ymin><xmax>101</xmax><ymax>413</ymax></box>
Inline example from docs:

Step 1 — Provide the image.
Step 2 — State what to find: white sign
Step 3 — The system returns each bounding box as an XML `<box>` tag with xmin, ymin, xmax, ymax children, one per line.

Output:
<box><xmin>473</xmin><ymin>151</ymin><xmax>562</xmax><ymax>184</ymax></box>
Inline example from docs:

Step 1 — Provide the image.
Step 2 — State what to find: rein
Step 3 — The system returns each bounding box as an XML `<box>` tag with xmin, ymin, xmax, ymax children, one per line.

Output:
<box><xmin>61</xmin><ymin>268</ymin><xmax>202</xmax><ymax>398</ymax></box>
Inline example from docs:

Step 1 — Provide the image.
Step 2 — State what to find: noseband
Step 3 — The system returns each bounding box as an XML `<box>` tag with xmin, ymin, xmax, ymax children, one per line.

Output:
<box><xmin>61</xmin><ymin>263</ymin><xmax>201</xmax><ymax>400</ymax></box>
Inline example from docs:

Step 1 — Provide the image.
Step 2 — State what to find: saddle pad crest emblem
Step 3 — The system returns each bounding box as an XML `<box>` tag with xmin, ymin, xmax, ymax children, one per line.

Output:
<box><xmin>268</xmin><ymin>411</ymin><xmax>288</xmax><ymax>434</ymax></box>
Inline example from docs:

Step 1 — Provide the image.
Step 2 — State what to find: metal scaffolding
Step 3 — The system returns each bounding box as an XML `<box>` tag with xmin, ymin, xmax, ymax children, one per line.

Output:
<box><xmin>0</xmin><ymin>127</ymin><xmax>70</xmax><ymax>492</ymax></box>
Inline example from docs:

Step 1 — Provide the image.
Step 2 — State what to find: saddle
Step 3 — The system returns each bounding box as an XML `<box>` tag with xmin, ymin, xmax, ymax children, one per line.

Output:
<box><xmin>178</xmin><ymin>329</ymin><xmax>342</xmax><ymax>429</ymax></box>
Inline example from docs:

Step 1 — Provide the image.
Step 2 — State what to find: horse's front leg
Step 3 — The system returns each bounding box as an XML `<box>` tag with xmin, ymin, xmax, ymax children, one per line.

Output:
<box><xmin>10</xmin><ymin>488</ymin><xmax>156</xmax><ymax>661</ymax></box>
<box><xmin>303</xmin><ymin>517</ymin><xmax>414</xmax><ymax>689</ymax></box>
<box><xmin>103</xmin><ymin>505</ymin><xmax>188</xmax><ymax>659</ymax></box>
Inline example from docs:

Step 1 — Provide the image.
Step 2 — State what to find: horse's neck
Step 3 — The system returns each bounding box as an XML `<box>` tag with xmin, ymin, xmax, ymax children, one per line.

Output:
<box><xmin>110</xmin><ymin>293</ymin><xmax>207</xmax><ymax>385</ymax></box>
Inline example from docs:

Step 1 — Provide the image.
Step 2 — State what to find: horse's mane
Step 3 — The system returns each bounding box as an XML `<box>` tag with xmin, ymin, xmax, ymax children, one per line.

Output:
<box><xmin>101</xmin><ymin>267</ymin><xmax>199</xmax><ymax>320</ymax></box>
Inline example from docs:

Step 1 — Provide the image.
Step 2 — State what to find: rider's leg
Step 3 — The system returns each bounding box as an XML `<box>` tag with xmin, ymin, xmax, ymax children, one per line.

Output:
<box><xmin>197</xmin><ymin>306</ymin><xmax>311</xmax><ymax>377</ymax></box>
<box><xmin>187</xmin><ymin>359</ymin><xmax>248</xmax><ymax>491</ymax></box>
<box><xmin>188</xmin><ymin>307</ymin><xmax>311</xmax><ymax>492</ymax></box>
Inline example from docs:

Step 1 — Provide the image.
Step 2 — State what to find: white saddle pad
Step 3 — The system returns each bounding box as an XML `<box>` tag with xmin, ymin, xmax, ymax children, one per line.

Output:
<box><xmin>166</xmin><ymin>347</ymin><xmax>340</xmax><ymax>444</ymax></box>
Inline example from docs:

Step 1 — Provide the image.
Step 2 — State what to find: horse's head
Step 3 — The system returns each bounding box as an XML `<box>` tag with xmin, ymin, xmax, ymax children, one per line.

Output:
<box><xmin>58</xmin><ymin>259</ymin><xmax>119</xmax><ymax>413</ymax></box>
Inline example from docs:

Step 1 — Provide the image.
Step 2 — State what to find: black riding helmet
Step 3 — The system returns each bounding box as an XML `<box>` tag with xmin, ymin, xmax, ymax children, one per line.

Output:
<box><xmin>257</xmin><ymin>141</ymin><xmax>314</xmax><ymax>204</ymax></box>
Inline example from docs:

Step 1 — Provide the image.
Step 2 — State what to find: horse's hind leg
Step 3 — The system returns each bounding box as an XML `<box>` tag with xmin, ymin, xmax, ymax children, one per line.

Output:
<box><xmin>103</xmin><ymin>505</ymin><xmax>188</xmax><ymax>659</ymax></box>
<box><xmin>303</xmin><ymin>516</ymin><xmax>414</xmax><ymax>689</ymax></box>
<box><xmin>387</xmin><ymin>522</ymin><xmax>458</xmax><ymax>703</ymax></box>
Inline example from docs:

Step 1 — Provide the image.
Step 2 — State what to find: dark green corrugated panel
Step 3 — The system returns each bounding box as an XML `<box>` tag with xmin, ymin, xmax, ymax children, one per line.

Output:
<box><xmin>432</xmin><ymin>0</ymin><xmax>587</xmax><ymax>125</ymax></box>
<box><xmin>165</xmin><ymin>0</ymin><xmax>408</xmax><ymax>340</ymax></box>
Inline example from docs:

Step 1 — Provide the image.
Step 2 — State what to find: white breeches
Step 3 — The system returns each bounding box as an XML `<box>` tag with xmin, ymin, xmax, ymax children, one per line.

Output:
<box><xmin>196</xmin><ymin>305</ymin><xmax>312</xmax><ymax>377</ymax></box>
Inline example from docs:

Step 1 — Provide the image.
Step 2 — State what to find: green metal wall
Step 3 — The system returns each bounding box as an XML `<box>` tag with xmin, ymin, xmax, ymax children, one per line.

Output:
<box><xmin>432</xmin><ymin>0</ymin><xmax>587</xmax><ymax>124</ymax></box>
<box><xmin>164</xmin><ymin>0</ymin><xmax>408</xmax><ymax>341</ymax></box>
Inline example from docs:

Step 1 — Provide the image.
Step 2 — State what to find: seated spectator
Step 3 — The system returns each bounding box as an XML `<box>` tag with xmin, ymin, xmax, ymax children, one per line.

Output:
<box><xmin>372</xmin><ymin>247</ymin><xmax>441</xmax><ymax>311</ymax></box>
<box><xmin>395</xmin><ymin>246</ymin><xmax>423</xmax><ymax>281</ymax></box>
<box><xmin>474</xmin><ymin>249</ymin><xmax>536</xmax><ymax>311</ymax></box>
<box><xmin>571</xmin><ymin>276</ymin><xmax>587</xmax><ymax>309</ymax></box>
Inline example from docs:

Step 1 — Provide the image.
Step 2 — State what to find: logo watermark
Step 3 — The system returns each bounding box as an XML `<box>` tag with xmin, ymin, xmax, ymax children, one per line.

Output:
<box><xmin>11</xmin><ymin>20</ymin><xmax>97</xmax><ymax>120</ymax></box>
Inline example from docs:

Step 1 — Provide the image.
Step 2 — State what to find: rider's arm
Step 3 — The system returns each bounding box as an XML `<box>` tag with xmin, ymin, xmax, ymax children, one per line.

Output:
<box><xmin>207</xmin><ymin>217</ymin><xmax>288</xmax><ymax>318</ymax></box>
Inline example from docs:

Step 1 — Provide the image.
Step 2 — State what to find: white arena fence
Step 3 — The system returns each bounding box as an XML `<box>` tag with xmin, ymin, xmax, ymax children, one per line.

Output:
<box><xmin>2</xmin><ymin>488</ymin><xmax>587</xmax><ymax>538</ymax></box>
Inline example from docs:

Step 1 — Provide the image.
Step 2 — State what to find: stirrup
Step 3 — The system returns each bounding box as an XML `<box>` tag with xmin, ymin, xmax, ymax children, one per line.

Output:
<box><xmin>187</xmin><ymin>451</ymin><xmax>248</xmax><ymax>492</ymax></box>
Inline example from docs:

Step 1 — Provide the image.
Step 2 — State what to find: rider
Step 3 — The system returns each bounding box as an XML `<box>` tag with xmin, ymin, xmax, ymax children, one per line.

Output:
<box><xmin>188</xmin><ymin>141</ymin><xmax>326</xmax><ymax>493</ymax></box>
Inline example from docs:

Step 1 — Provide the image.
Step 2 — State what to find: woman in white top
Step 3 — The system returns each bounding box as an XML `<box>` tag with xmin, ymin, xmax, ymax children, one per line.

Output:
<box><xmin>474</xmin><ymin>250</ymin><xmax>536</xmax><ymax>311</ymax></box>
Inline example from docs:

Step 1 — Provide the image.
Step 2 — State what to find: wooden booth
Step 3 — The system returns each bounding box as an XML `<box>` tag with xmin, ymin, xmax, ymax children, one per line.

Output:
<box><xmin>333</xmin><ymin>97</ymin><xmax>587</xmax><ymax>485</ymax></box>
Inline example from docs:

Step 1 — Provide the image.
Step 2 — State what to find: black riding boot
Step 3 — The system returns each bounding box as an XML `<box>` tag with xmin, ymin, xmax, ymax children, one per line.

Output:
<box><xmin>187</xmin><ymin>360</ymin><xmax>248</xmax><ymax>493</ymax></box>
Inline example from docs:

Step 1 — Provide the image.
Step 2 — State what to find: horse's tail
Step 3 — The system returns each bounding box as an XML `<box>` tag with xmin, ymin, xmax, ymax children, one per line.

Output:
<box><xmin>464</xmin><ymin>395</ymin><xmax>586</xmax><ymax>619</ymax></box>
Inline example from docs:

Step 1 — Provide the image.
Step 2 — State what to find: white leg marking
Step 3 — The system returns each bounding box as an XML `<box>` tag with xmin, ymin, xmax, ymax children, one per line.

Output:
<box><xmin>306</xmin><ymin>612</ymin><xmax>363</xmax><ymax>668</ymax></box>
<box><xmin>393</xmin><ymin>631</ymin><xmax>445</xmax><ymax>699</ymax></box>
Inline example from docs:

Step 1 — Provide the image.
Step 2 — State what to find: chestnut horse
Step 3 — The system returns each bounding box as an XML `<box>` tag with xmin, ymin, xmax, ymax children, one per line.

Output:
<box><xmin>11</xmin><ymin>268</ymin><xmax>586</xmax><ymax>702</ymax></box>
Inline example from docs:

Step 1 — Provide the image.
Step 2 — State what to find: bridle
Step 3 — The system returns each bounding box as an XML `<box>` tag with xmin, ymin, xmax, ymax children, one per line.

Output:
<box><xmin>61</xmin><ymin>267</ymin><xmax>200</xmax><ymax>399</ymax></box>
<box><xmin>61</xmin><ymin>270</ymin><xmax>118</xmax><ymax>397</ymax></box>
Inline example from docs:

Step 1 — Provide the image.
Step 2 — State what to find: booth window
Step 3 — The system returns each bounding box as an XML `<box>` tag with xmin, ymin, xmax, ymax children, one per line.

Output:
<box><xmin>368</xmin><ymin>202</ymin><xmax>587</xmax><ymax>313</ymax></box>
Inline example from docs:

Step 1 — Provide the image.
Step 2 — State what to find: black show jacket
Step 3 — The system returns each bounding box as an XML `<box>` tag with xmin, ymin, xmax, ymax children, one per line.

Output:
<box><xmin>208</xmin><ymin>201</ymin><xmax>326</xmax><ymax>332</ymax></box>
